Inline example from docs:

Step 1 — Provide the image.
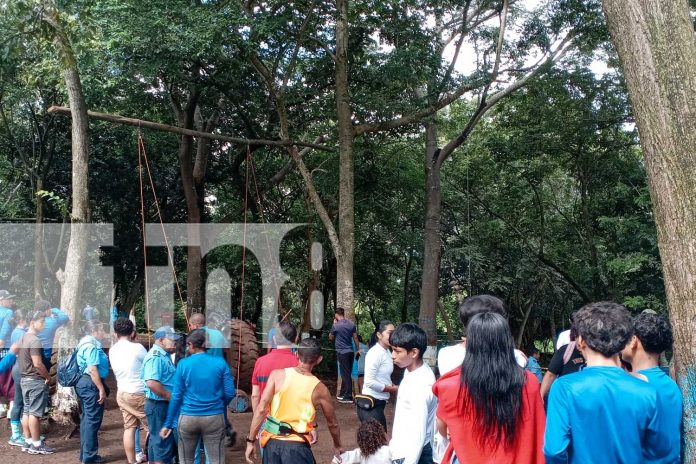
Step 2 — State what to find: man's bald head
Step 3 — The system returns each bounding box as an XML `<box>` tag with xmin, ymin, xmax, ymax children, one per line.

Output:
<box><xmin>189</xmin><ymin>312</ymin><xmax>206</xmax><ymax>330</ymax></box>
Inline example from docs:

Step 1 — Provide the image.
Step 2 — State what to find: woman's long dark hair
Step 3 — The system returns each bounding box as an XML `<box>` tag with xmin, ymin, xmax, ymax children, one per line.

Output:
<box><xmin>460</xmin><ymin>312</ymin><xmax>525</xmax><ymax>449</ymax></box>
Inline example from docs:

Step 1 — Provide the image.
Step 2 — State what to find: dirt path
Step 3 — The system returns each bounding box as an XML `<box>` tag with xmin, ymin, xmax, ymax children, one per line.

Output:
<box><xmin>1</xmin><ymin>375</ymin><xmax>394</xmax><ymax>464</ymax></box>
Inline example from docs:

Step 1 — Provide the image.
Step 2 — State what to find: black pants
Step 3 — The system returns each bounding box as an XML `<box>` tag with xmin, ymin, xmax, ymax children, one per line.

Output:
<box><xmin>418</xmin><ymin>443</ymin><xmax>433</xmax><ymax>464</ymax></box>
<box><xmin>337</xmin><ymin>351</ymin><xmax>354</xmax><ymax>399</ymax></box>
<box><xmin>356</xmin><ymin>399</ymin><xmax>387</xmax><ymax>432</ymax></box>
<box><xmin>263</xmin><ymin>439</ymin><xmax>316</xmax><ymax>464</ymax></box>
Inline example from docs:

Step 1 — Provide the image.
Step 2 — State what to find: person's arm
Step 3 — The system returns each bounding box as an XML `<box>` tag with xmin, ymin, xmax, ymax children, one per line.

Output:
<box><xmin>540</xmin><ymin>371</ymin><xmax>557</xmax><ymax>402</ymax></box>
<box><xmin>251</xmin><ymin>385</ymin><xmax>261</xmax><ymax>412</ymax></box>
<box><xmin>163</xmin><ymin>367</ymin><xmax>185</xmax><ymax>430</ymax></box>
<box><xmin>313</xmin><ymin>381</ymin><xmax>343</xmax><ymax>457</ymax></box>
<box><xmin>83</xmin><ymin>345</ymin><xmax>106</xmax><ymax>403</ymax></box>
<box><xmin>328</xmin><ymin>324</ymin><xmax>336</xmax><ymax>341</ymax></box>
<box><xmin>32</xmin><ymin>354</ymin><xmax>50</xmax><ymax>381</ymax></box>
<box><xmin>51</xmin><ymin>308</ymin><xmax>70</xmax><ymax>326</ymax></box>
<box><xmin>543</xmin><ymin>380</ymin><xmax>571</xmax><ymax>463</ymax></box>
<box><xmin>352</xmin><ymin>331</ymin><xmax>360</xmax><ymax>360</ymax></box>
<box><xmin>364</xmin><ymin>349</ymin><xmax>396</xmax><ymax>394</ymax></box>
<box><xmin>222</xmin><ymin>362</ymin><xmax>236</xmax><ymax>405</ymax></box>
<box><xmin>0</xmin><ymin>315</ymin><xmax>10</xmax><ymax>347</ymax></box>
<box><xmin>436</xmin><ymin>416</ymin><xmax>448</xmax><ymax>438</ymax></box>
<box><xmin>0</xmin><ymin>343</ymin><xmax>18</xmax><ymax>373</ymax></box>
<box><xmin>144</xmin><ymin>357</ymin><xmax>172</xmax><ymax>400</ymax></box>
<box><xmin>246</xmin><ymin>370</ymin><xmax>281</xmax><ymax>464</ymax></box>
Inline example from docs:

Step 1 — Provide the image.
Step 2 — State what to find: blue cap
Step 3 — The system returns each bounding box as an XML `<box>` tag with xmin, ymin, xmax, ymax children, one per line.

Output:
<box><xmin>154</xmin><ymin>325</ymin><xmax>181</xmax><ymax>340</ymax></box>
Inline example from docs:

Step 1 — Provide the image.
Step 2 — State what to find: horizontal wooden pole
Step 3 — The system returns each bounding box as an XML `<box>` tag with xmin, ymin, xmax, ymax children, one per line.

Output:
<box><xmin>47</xmin><ymin>106</ymin><xmax>331</xmax><ymax>152</ymax></box>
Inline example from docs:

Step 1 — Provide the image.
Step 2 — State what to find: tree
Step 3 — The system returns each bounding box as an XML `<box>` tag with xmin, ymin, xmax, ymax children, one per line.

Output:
<box><xmin>600</xmin><ymin>0</ymin><xmax>696</xmax><ymax>457</ymax></box>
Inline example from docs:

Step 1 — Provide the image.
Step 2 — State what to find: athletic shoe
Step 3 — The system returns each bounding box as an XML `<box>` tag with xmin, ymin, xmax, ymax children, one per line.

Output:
<box><xmin>8</xmin><ymin>436</ymin><xmax>28</xmax><ymax>447</ymax></box>
<box><xmin>21</xmin><ymin>441</ymin><xmax>32</xmax><ymax>453</ymax></box>
<box><xmin>0</xmin><ymin>403</ymin><xmax>7</xmax><ymax>419</ymax></box>
<box><xmin>27</xmin><ymin>444</ymin><xmax>56</xmax><ymax>455</ymax></box>
<box><xmin>135</xmin><ymin>451</ymin><xmax>148</xmax><ymax>463</ymax></box>
<box><xmin>337</xmin><ymin>397</ymin><xmax>353</xmax><ymax>404</ymax></box>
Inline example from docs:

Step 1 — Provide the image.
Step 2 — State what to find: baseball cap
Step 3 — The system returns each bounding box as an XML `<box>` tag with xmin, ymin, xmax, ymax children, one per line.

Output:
<box><xmin>0</xmin><ymin>290</ymin><xmax>16</xmax><ymax>300</ymax></box>
<box><xmin>154</xmin><ymin>325</ymin><xmax>182</xmax><ymax>340</ymax></box>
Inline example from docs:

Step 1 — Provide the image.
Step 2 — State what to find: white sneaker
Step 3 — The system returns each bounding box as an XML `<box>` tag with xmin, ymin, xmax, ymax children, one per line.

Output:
<box><xmin>136</xmin><ymin>451</ymin><xmax>148</xmax><ymax>463</ymax></box>
<box><xmin>0</xmin><ymin>403</ymin><xmax>7</xmax><ymax>419</ymax></box>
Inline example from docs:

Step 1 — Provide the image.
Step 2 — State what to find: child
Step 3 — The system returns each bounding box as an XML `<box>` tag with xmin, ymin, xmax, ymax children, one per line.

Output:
<box><xmin>334</xmin><ymin>419</ymin><xmax>391</xmax><ymax>464</ymax></box>
<box><xmin>621</xmin><ymin>311</ymin><xmax>681</xmax><ymax>463</ymax></box>
<box><xmin>389</xmin><ymin>323</ymin><xmax>437</xmax><ymax>464</ymax></box>
<box><xmin>544</xmin><ymin>301</ymin><xmax>668</xmax><ymax>464</ymax></box>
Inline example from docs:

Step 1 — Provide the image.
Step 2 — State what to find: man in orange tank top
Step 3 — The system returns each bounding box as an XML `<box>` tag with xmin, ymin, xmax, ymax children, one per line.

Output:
<box><xmin>245</xmin><ymin>338</ymin><xmax>343</xmax><ymax>464</ymax></box>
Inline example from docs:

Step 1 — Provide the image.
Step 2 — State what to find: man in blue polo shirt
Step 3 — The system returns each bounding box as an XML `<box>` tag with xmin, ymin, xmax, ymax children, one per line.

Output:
<box><xmin>142</xmin><ymin>326</ymin><xmax>180</xmax><ymax>464</ymax></box>
<box><xmin>188</xmin><ymin>313</ymin><xmax>226</xmax><ymax>358</ymax></box>
<box><xmin>0</xmin><ymin>290</ymin><xmax>16</xmax><ymax>420</ymax></box>
<box><xmin>621</xmin><ymin>311</ymin><xmax>682</xmax><ymax>464</ymax></box>
<box><xmin>544</xmin><ymin>301</ymin><xmax>668</xmax><ymax>464</ymax></box>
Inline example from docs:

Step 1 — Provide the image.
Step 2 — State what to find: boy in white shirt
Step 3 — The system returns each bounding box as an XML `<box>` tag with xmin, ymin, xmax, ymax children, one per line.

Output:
<box><xmin>109</xmin><ymin>318</ymin><xmax>148</xmax><ymax>464</ymax></box>
<box><xmin>389</xmin><ymin>323</ymin><xmax>437</xmax><ymax>464</ymax></box>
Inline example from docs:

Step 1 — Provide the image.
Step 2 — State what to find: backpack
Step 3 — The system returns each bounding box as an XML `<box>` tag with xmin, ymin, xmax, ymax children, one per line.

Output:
<box><xmin>56</xmin><ymin>348</ymin><xmax>82</xmax><ymax>387</ymax></box>
<box><xmin>56</xmin><ymin>341</ymin><xmax>94</xmax><ymax>387</ymax></box>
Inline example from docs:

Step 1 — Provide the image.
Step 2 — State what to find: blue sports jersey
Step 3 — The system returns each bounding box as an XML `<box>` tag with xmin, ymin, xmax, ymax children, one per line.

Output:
<box><xmin>544</xmin><ymin>366</ymin><xmax>668</xmax><ymax>464</ymax></box>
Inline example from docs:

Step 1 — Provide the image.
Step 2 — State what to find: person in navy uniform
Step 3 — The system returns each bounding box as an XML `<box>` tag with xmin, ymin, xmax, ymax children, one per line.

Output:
<box><xmin>75</xmin><ymin>320</ymin><xmax>110</xmax><ymax>463</ymax></box>
<box><xmin>142</xmin><ymin>326</ymin><xmax>181</xmax><ymax>464</ymax></box>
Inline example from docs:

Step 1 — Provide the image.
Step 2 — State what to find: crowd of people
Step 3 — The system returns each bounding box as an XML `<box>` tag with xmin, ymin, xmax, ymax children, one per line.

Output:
<box><xmin>249</xmin><ymin>296</ymin><xmax>682</xmax><ymax>464</ymax></box>
<box><xmin>0</xmin><ymin>288</ymin><xmax>684</xmax><ymax>464</ymax></box>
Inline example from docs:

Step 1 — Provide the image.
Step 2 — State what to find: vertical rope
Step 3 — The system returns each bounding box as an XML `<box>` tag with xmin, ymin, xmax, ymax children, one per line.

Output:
<box><xmin>138</xmin><ymin>135</ymin><xmax>189</xmax><ymax>329</ymax></box>
<box><xmin>235</xmin><ymin>145</ymin><xmax>251</xmax><ymax>391</ymax></box>
<box><xmin>137</xmin><ymin>133</ymin><xmax>151</xmax><ymax>343</ymax></box>
<box><xmin>247</xmin><ymin>151</ymin><xmax>286</xmax><ymax>318</ymax></box>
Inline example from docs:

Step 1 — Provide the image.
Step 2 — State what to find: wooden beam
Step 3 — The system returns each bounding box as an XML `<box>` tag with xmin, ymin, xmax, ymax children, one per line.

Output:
<box><xmin>47</xmin><ymin>106</ymin><xmax>332</xmax><ymax>152</ymax></box>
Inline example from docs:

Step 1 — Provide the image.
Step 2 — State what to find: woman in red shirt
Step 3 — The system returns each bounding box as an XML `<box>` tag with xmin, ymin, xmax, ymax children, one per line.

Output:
<box><xmin>432</xmin><ymin>312</ymin><xmax>546</xmax><ymax>464</ymax></box>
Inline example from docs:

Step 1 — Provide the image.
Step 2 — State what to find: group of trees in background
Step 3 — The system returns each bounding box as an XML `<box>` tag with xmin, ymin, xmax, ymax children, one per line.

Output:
<box><xmin>2</xmin><ymin>0</ymin><xmax>695</xmax><ymax>452</ymax></box>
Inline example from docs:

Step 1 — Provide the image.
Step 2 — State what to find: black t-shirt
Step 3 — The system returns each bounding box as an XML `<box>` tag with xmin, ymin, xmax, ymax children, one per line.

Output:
<box><xmin>548</xmin><ymin>343</ymin><xmax>585</xmax><ymax>376</ymax></box>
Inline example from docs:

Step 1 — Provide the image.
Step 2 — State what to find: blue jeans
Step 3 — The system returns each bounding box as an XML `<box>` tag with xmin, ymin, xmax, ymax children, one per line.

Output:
<box><xmin>75</xmin><ymin>375</ymin><xmax>105</xmax><ymax>463</ymax></box>
<box><xmin>135</xmin><ymin>426</ymin><xmax>143</xmax><ymax>454</ymax></box>
<box><xmin>145</xmin><ymin>399</ymin><xmax>175</xmax><ymax>464</ymax></box>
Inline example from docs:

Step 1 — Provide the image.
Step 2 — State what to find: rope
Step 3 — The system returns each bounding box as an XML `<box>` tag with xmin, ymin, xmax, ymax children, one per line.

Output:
<box><xmin>235</xmin><ymin>145</ymin><xmax>251</xmax><ymax>391</ymax></box>
<box><xmin>137</xmin><ymin>133</ymin><xmax>190</xmax><ymax>330</ymax></box>
<box><xmin>137</xmin><ymin>133</ymin><xmax>151</xmax><ymax>344</ymax></box>
<box><xmin>247</xmin><ymin>149</ymin><xmax>286</xmax><ymax>318</ymax></box>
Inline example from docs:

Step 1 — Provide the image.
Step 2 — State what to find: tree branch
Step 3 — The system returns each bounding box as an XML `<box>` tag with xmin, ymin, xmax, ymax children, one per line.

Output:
<box><xmin>47</xmin><ymin>106</ymin><xmax>331</xmax><ymax>152</ymax></box>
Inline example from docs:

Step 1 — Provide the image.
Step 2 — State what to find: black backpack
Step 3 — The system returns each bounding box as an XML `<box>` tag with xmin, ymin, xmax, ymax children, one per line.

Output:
<box><xmin>56</xmin><ymin>348</ymin><xmax>82</xmax><ymax>387</ymax></box>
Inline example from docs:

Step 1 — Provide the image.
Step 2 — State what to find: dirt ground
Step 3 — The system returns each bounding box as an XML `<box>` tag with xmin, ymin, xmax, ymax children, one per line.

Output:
<box><xmin>1</xmin><ymin>375</ymin><xmax>394</xmax><ymax>464</ymax></box>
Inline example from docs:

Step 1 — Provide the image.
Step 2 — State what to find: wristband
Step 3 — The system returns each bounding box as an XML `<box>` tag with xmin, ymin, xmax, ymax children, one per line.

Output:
<box><xmin>246</xmin><ymin>436</ymin><xmax>257</xmax><ymax>444</ymax></box>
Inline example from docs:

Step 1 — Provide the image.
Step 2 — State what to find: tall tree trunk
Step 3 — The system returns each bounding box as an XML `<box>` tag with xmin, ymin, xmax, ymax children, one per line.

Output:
<box><xmin>335</xmin><ymin>0</ymin><xmax>355</xmax><ymax>320</ymax></box>
<box><xmin>42</xmin><ymin>0</ymin><xmax>89</xmax><ymax>425</ymax></box>
<box><xmin>419</xmin><ymin>120</ymin><xmax>441</xmax><ymax>366</ymax></box>
<box><xmin>33</xmin><ymin>177</ymin><xmax>46</xmax><ymax>300</ymax></box>
<box><xmin>401</xmin><ymin>247</ymin><xmax>414</xmax><ymax>323</ymax></box>
<box><xmin>601</xmin><ymin>0</ymin><xmax>696</xmax><ymax>457</ymax></box>
<box><xmin>175</xmin><ymin>93</ymin><xmax>203</xmax><ymax>315</ymax></box>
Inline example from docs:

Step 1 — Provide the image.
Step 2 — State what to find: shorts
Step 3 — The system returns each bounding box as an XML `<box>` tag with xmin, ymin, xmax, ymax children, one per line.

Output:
<box><xmin>20</xmin><ymin>377</ymin><xmax>48</xmax><ymax>417</ymax></box>
<box><xmin>117</xmin><ymin>391</ymin><xmax>148</xmax><ymax>431</ymax></box>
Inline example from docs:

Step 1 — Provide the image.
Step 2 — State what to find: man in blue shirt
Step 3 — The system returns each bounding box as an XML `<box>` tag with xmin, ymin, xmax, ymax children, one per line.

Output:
<box><xmin>75</xmin><ymin>320</ymin><xmax>110</xmax><ymax>464</ymax></box>
<box><xmin>142</xmin><ymin>326</ymin><xmax>180</xmax><ymax>464</ymax></box>
<box><xmin>0</xmin><ymin>290</ymin><xmax>16</xmax><ymax>349</ymax></box>
<box><xmin>525</xmin><ymin>347</ymin><xmax>543</xmax><ymax>382</ymax></box>
<box><xmin>188</xmin><ymin>313</ymin><xmax>226</xmax><ymax>358</ymax></box>
<box><xmin>621</xmin><ymin>311</ymin><xmax>682</xmax><ymax>464</ymax></box>
<box><xmin>329</xmin><ymin>307</ymin><xmax>360</xmax><ymax>403</ymax></box>
<box><xmin>544</xmin><ymin>301</ymin><xmax>668</xmax><ymax>464</ymax></box>
<box><xmin>82</xmin><ymin>304</ymin><xmax>96</xmax><ymax>321</ymax></box>
<box><xmin>34</xmin><ymin>300</ymin><xmax>70</xmax><ymax>369</ymax></box>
